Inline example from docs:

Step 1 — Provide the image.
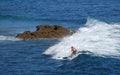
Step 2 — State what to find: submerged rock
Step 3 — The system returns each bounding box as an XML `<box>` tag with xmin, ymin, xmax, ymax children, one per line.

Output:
<box><xmin>16</xmin><ymin>25</ymin><xmax>75</xmax><ymax>40</ymax></box>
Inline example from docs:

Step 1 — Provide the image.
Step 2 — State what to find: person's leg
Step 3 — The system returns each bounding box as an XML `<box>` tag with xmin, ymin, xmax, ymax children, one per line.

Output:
<box><xmin>70</xmin><ymin>51</ymin><xmax>76</xmax><ymax>57</ymax></box>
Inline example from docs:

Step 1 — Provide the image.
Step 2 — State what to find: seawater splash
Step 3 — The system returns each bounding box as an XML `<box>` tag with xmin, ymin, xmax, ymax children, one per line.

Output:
<box><xmin>43</xmin><ymin>18</ymin><xmax>120</xmax><ymax>60</ymax></box>
<box><xmin>0</xmin><ymin>36</ymin><xmax>19</xmax><ymax>41</ymax></box>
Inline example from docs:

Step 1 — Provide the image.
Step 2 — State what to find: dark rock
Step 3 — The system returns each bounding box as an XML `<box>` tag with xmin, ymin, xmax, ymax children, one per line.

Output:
<box><xmin>16</xmin><ymin>25</ymin><xmax>75</xmax><ymax>40</ymax></box>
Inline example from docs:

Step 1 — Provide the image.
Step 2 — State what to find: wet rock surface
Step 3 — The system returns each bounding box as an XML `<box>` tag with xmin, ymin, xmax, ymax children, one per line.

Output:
<box><xmin>16</xmin><ymin>25</ymin><xmax>75</xmax><ymax>40</ymax></box>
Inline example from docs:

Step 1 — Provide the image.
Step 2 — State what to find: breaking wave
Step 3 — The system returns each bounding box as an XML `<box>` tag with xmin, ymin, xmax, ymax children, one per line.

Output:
<box><xmin>43</xmin><ymin>18</ymin><xmax>120</xmax><ymax>60</ymax></box>
<box><xmin>0</xmin><ymin>35</ymin><xmax>19</xmax><ymax>41</ymax></box>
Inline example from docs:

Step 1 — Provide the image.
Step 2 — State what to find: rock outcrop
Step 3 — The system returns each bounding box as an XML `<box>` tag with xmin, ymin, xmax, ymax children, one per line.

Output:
<box><xmin>16</xmin><ymin>25</ymin><xmax>75</xmax><ymax>40</ymax></box>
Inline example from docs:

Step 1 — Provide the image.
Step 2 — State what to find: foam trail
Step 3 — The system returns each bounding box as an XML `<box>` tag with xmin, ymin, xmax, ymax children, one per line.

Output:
<box><xmin>43</xmin><ymin>18</ymin><xmax>120</xmax><ymax>60</ymax></box>
<box><xmin>0</xmin><ymin>35</ymin><xmax>19</xmax><ymax>41</ymax></box>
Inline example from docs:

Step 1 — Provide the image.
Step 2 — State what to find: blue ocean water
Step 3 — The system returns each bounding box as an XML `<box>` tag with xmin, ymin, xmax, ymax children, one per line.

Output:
<box><xmin>0</xmin><ymin>0</ymin><xmax>120</xmax><ymax>75</ymax></box>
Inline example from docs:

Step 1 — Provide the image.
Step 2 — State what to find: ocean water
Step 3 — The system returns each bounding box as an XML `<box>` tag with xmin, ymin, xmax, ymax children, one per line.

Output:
<box><xmin>0</xmin><ymin>0</ymin><xmax>120</xmax><ymax>75</ymax></box>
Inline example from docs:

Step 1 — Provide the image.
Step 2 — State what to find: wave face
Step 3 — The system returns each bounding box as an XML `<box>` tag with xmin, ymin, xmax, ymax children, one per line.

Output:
<box><xmin>43</xmin><ymin>18</ymin><xmax>120</xmax><ymax>59</ymax></box>
<box><xmin>0</xmin><ymin>36</ymin><xmax>19</xmax><ymax>41</ymax></box>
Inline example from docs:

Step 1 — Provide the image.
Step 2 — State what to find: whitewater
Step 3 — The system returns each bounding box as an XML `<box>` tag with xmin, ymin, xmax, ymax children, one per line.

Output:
<box><xmin>0</xmin><ymin>36</ymin><xmax>19</xmax><ymax>41</ymax></box>
<box><xmin>43</xmin><ymin>19</ymin><xmax>120</xmax><ymax>60</ymax></box>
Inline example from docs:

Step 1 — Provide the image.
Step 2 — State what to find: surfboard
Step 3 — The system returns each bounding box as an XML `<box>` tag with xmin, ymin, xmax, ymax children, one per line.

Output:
<box><xmin>63</xmin><ymin>51</ymin><xmax>81</xmax><ymax>60</ymax></box>
<box><xmin>63</xmin><ymin>50</ymin><xmax>92</xmax><ymax>60</ymax></box>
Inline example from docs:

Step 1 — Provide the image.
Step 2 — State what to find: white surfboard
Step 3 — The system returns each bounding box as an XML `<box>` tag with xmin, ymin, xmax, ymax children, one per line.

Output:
<box><xmin>63</xmin><ymin>51</ymin><xmax>81</xmax><ymax>60</ymax></box>
<box><xmin>63</xmin><ymin>50</ymin><xmax>92</xmax><ymax>60</ymax></box>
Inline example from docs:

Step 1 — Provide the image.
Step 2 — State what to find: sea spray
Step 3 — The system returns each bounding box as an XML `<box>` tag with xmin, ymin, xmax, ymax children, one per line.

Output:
<box><xmin>0</xmin><ymin>36</ymin><xmax>19</xmax><ymax>41</ymax></box>
<box><xmin>43</xmin><ymin>18</ymin><xmax>120</xmax><ymax>59</ymax></box>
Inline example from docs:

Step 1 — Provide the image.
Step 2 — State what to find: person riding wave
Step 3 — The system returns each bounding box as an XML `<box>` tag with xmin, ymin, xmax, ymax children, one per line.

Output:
<box><xmin>70</xmin><ymin>46</ymin><xmax>77</xmax><ymax>57</ymax></box>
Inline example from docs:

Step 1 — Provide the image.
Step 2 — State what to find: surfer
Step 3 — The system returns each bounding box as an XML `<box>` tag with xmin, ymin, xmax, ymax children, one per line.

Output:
<box><xmin>70</xmin><ymin>46</ymin><xmax>77</xmax><ymax>57</ymax></box>
<box><xmin>63</xmin><ymin>46</ymin><xmax>77</xmax><ymax>59</ymax></box>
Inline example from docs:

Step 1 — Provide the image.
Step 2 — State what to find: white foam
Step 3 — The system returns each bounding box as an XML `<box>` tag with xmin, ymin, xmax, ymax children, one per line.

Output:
<box><xmin>43</xmin><ymin>18</ymin><xmax>120</xmax><ymax>60</ymax></box>
<box><xmin>0</xmin><ymin>35</ymin><xmax>20</xmax><ymax>41</ymax></box>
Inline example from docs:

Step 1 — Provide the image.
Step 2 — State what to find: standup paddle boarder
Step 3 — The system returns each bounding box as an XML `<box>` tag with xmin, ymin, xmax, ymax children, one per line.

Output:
<box><xmin>70</xmin><ymin>46</ymin><xmax>77</xmax><ymax>57</ymax></box>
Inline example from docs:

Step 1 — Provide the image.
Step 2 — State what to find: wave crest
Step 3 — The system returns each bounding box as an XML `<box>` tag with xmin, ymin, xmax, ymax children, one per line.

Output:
<box><xmin>43</xmin><ymin>18</ymin><xmax>120</xmax><ymax>60</ymax></box>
